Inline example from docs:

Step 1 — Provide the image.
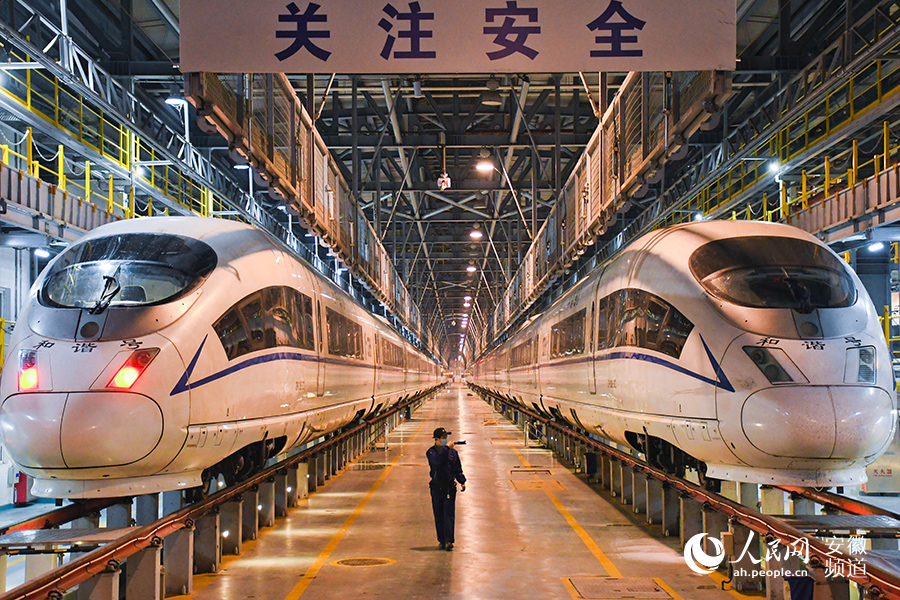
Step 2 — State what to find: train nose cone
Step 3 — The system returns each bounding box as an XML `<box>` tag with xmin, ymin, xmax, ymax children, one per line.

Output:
<box><xmin>0</xmin><ymin>392</ymin><xmax>163</xmax><ymax>469</ymax></box>
<box><xmin>741</xmin><ymin>386</ymin><xmax>894</xmax><ymax>459</ymax></box>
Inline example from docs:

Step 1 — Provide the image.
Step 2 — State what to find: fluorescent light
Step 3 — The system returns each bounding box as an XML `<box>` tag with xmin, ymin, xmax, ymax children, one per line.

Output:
<box><xmin>469</xmin><ymin>230</ymin><xmax>483</xmax><ymax>240</ymax></box>
<box><xmin>768</xmin><ymin>161</ymin><xmax>780</xmax><ymax>174</ymax></box>
<box><xmin>165</xmin><ymin>97</ymin><xmax>187</xmax><ymax>107</ymax></box>
<box><xmin>466</xmin><ymin>265</ymin><xmax>477</xmax><ymax>273</ymax></box>
<box><xmin>868</xmin><ymin>242</ymin><xmax>886</xmax><ymax>252</ymax></box>
<box><xmin>693</xmin><ymin>212</ymin><xmax>704</xmax><ymax>221</ymax></box>
<box><xmin>234</xmin><ymin>164</ymin><xmax>251</xmax><ymax>170</ymax></box>
<box><xmin>464</xmin><ymin>295</ymin><xmax>472</xmax><ymax>301</ymax></box>
<box><xmin>33</xmin><ymin>248</ymin><xmax>50</xmax><ymax>258</ymax></box>
<box><xmin>464</xmin><ymin>302</ymin><xmax>470</xmax><ymax>307</ymax></box>
<box><xmin>476</xmin><ymin>160</ymin><xmax>494</xmax><ymax>173</ymax></box>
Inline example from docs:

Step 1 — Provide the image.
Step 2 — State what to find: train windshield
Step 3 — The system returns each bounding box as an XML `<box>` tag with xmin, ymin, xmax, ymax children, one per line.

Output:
<box><xmin>689</xmin><ymin>236</ymin><xmax>855</xmax><ymax>311</ymax></box>
<box><xmin>41</xmin><ymin>233</ymin><xmax>217</xmax><ymax>309</ymax></box>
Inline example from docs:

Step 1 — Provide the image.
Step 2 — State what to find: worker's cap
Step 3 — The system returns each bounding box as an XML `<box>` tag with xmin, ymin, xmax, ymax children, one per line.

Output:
<box><xmin>433</xmin><ymin>427</ymin><xmax>451</xmax><ymax>439</ymax></box>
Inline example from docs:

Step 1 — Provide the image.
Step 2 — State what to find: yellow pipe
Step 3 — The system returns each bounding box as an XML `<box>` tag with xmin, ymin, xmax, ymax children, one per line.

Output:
<box><xmin>26</xmin><ymin>128</ymin><xmax>33</xmax><ymax>177</ymax></box>
<box><xmin>129</xmin><ymin>187</ymin><xmax>135</xmax><ymax>219</ymax></box>
<box><xmin>57</xmin><ymin>145</ymin><xmax>65</xmax><ymax>191</ymax></box>
<box><xmin>885</xmin><ymin>121</ymin><xmax>891</xmax><ymax>171</ymax></box>
<box><xmin>851</xmin><ymin>140</ymin><xmax>858</xmax><ymax>186</ymax></box>
<box><xmin>85</xmin><ymin>161</ymin><xmax>91</xmax><ymax>202</ymax></box>
<box><xmin>781</xmin><ymin>184</ymin><xmax>788</xmax><ymax>220</ymax></box>
<box><xmin>1</xmin><ymin>145</ymin><xmax>7</xmax><ymax>165</ymax></box>
<box><xmin>801</xmin><ymin>170</ymin><xmax>808</xmax><ymax>209</ymax></box>
<box><xmin>886</xmin><ymin>305</ymin><xmax>891</xmax><ymax>343</ymax></box>
<box><xmin>107</xmin><ymin>174</ymin><xmax>114</xmax><ymax>214</ymax></box>
<box><xmin>824</xmin><ymin>156</ymin><xmax>831</xmax><ymax>197</ymax></box>
<box><xmin>0</xmin><ymin>317</ymin><xmax>5</xmax><ymax>372</ymax></box>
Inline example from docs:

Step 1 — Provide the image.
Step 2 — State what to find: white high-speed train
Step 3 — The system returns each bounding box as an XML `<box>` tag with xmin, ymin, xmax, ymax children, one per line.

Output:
<box><xmin>0</xmin><ymin>217</ymin><xmax>441</xmax><ymax>498</ymax></box>
<box><xmin>473</xmin><ymin>220</ymin><xmax>897</xmax><ymax>487</ymax></box>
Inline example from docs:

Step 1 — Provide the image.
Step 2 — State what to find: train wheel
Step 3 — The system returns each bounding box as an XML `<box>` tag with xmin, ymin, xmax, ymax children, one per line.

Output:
<box><xmin>697</xmin><ymin>464</ymin><xmax>721</xmax><ymax>493</ymax></box>
<box><xmin>186</xmin><ymin>469</ymin><xmax>212</xmax><ymax>503</ymax></box>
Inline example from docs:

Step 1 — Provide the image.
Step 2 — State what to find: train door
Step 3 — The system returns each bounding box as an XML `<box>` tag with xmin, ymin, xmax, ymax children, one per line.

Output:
<box><xmin>316</xmin><ymin>300</ymin><xmax>325</xmax><ymax>396</ymax></box>
<box><xmin>368</xmin><ymin>332</ymin><xmax>376</xmax><ymax>397</ymax></box>
<box><xmin>589</xmin><ymin>300</ymin><xmax>597</xmax><ymax>394</ymax></box>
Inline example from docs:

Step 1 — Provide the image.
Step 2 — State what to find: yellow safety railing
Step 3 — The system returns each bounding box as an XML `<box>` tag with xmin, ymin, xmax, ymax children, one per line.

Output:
<box><xmin>879</xmin><ymin>306</ymin><xmax>900</xmax><ymax>391</ymax></box>
<box><xmin>0</xmin><ymin>45</ymin><xmax>227</xmax><ymax>221</ymax></box>
<box><xmin>655</xmin><ymin>36</ymin><xmax>900</xmax><ymax>230</ymax></box>
<box><xmin>0</xmin><ymin>318</ymin><xmax>13</xmax><ymax>376</ymax></box>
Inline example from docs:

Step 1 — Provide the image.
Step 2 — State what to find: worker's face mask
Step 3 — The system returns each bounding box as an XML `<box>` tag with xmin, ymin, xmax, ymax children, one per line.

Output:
<box><xmin>440</xmin><ymin>438</ymin><xmax>449</xmax><ymax>446</ymax></box>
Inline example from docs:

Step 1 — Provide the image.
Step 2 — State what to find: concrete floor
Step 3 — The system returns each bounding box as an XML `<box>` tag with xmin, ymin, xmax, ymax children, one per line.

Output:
<box><xmin>183</xmin><ymin>384</ymin><xmax>758</xmax><ymax>600</ymax></box>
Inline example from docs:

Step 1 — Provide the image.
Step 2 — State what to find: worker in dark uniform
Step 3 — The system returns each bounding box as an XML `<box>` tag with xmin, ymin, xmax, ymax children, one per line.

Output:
<box><xmin>426</xmin><ymin>427</ymin><xmax>466</xmax><ymax>551</ymax></box>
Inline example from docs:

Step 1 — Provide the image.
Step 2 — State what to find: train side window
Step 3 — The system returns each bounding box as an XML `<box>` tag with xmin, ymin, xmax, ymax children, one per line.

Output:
<box><xmin>240</xmin><ymin>295</ymin><xmax>265</xmax><ymax>352</ymax></box>
<box><xmin>659</xmin><ymin>309</ymin><xmax>693</xmax><ymax>358</ymax></box>
<box><xmin>549</xmin><ymin>309</ymin><xmax>586</xmax><ymax>359</ymax></box>
<box><xmin>601</xmin><ymin>288</ymin><xmax>694</xmax><ymax>359</ymax></box>
<box><xmin>596</xmin><ymin>296</ymin><xmax>608</xmax><ymax>350</ymax></box>
<box><xmin>288</xmin><ymin>290</ymin><xmax>315</xmax><ymax>351</ymax></box>
<box><xmin>326</xmin><ymin>307</ymin><xmax>363</xmax><ymax>359</ymax></box>
<box><xmin>262</xmin><ymin>287</ymin><xmax>293</xmax><ymax>348</ymax></box>
<box><xmin>213</xmin><ymin>308</ymin><xmax>250</xmax><ymax>360</ymax></box>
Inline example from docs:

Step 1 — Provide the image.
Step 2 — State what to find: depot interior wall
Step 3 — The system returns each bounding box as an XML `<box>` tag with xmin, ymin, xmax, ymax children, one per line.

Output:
<box><xmin>0</xmin><ymin>247</ymin><xmax>33</xmax><ymax>322</ymax></box>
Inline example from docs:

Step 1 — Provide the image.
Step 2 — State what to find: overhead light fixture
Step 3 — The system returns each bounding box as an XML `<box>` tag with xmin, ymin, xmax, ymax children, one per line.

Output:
<box><xmin>868</xmin><ymin>241</ymin><xmax>886</xmax><ymax>252</ymax></box>
<box><xmin>482</xmin><ymin>77</ymin><xmax>502</xmax><ymax>106</ymax></box>
<box><xmin>33</xmin><ymin>248</ymin><xmax>50</xmax><ymax>258</ymax></box>
<box><xmin>469</xmin><ymin>224</ymin><xmax>483</xmax><ymax>240</ymax></box>
<box><xmin>234</xmin><ymin>164</ymin><xmax>251</xmax><ymax>170</ymax></box>
<box><xmin>693</xmin><ymin>212</ymin><xmax>704</xmax><ymax>222</ymax></box>
<box><xmin>476</xmin><ymin>148</ymin><xmax>494</xmax><ymax>173</ymax></box>
<box><xmin>464</xmin><ymin>302</ymin><xmax>470</xmax><ymax>307</ymax></box>
<box><xmin>768</xmin><ymin>160</ymin><xmax>781</xmax><ymax>174</ymax></box>
<box><xmin>466</xmin><ymin>265</ymin><xmax>477</xmax><ymax>273</ymax></box>
<box><xmin>165</xmin><ymin>96</ymin><xmax>187</xmax><ymax>108</ymax></box>
<box><xmin>464</xmin><ymin>295</ymin><xmax>472</xmax><ymax>301</ymax></box>
<box><xmin>413</xmin><ymin>78</ymin><xmax>423</xmax><ymax>98</ymax></box>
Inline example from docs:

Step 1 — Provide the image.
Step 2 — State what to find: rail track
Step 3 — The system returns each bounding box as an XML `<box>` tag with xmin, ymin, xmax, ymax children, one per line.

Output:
<box><xmin>468</xmin><ymin>382</ymin><xmax>900</xmax><ymax>600</ymax></box>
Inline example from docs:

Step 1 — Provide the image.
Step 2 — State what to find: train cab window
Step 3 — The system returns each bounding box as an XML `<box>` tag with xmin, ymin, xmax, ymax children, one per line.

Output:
<box><xmin>289</xmin><ymin>290</ymin><xmax>315</xmax><ymax>351</ymax></box>
<box><xmin>326</xmin><ymin>308</ymin><xmax>363</xmax><ymax>359</ymax></box>
<box><xmin>213</xmin><ymin>308</ymin><xmax>250</xmax><ymax>360</ymax></box>
<box><xmin>241</xmin><ymin>297</ymin><xmax>265</xmax><ymax>350</ymax></box>
<box><xmin>689</xmin><ymin>236</ymin><xmax>856</xmax><ymax>311</ymax></box>
<box><xmin>41</xmin><ymin>233</ymin><xmax>217</xmax><ymax>309</ymax></box>
<box><xmin>550</xmin><ymin>309</ymin><xmax>586</xmax><ymax>359</ymax></box>
<box><xmin>595</xmin><ymin>297</ymin><xmax>609</xmax><ymax>350</ymax></box>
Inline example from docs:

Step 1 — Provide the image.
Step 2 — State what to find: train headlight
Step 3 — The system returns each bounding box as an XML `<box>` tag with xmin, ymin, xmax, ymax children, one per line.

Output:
<box><xmin>743</xmin><ymin>346</ymin><xmax>793</xmax><ymax>383</ymax></box>
<box><xmin>108</xmin><ymin>348</ymin><xmax>159</xmax><ymax>389</ymax></box>
<box><xmin>18</xmin><ymin>349</ymin><xmax>38</xmax><ymax>391</ymax></box>
<box><xmin>844</xmin><ymin>346</ymin><xmax>876</xmax><ymax>384</ymax></box>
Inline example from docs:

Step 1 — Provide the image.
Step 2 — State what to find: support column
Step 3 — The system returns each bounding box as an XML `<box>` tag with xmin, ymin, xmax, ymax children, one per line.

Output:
<box><xmin>760</xmin><ymin>486</ymin><xmax>785</xmax><ymax>514</ymax></box>
<box><xmin>632</xmin><ymin>471</ymin><xmax>646</xmax><ymax>515</ymax></box>
<box><xmin>680</xmin><ymin>496</ymin><xmax>703</xmax><ymax>549</ymax></box>
<box><xmin>702</xmin><ymin>508</ymin><xmax>728</xmax><ymax>559</ymax></box>
<box><xmin>618</xmin><ymin>464</ymin><xmax>633</xmax><ymax>505</ymax></box>
<box><xmin>719</xmin><ymin>480</ymin><xmax>739</xmax><ymax>502</ymax></box>
<box><xmin>610</xmin><ymin>459</ymin><xmax>621</xmax><ymax>498</ymax></box>
<box><xmin>583</xmin><ymin>452</ymin><xmax>598</xmax><ymax>483</ymax></box>
<box><xmin>730</xmin><ymin>522</ymin><xmax>762</xmax><ymax>591</ymax></box>
<box><xmin>193</xmin><ymin>512</ymin><xmax>221</xmax><ymax>574</ymax></box>
<box><xmin>77</xmin><ymin>565</ymin><xmax>120</xmax><ymax>600</ymax></box>
<box><xmin>242</xmin><ymin>488</ymin><xmax>259</xmax><ymax>542</ymax></box>
<box><xmin>25</xmin><ymin>554</ymin><xmax>58</xmax><ymax>581</ymax></box>
<box><xmin>73</xmin><ymin>513</ymin><xmax>100</xmax><ymax>529</ymax></box>
<box><xmin>298</xmin><ymin>461</ymin><xmax>310</xmax><ymax>499</ymax></box>
<box><xmin>136</xmin><ymin>494</ymin><xmax>159</xmax><ymax>526</ymax></box>
<box><xmin>790</xmin><ymin>494</ymin><xmax>815</xmax><ymax>515</ymax></box>
<box><xmin>221</xmin><ymin>500</ymin><xmax>242</xmax><ymax>556</ymax></box>
<box><xmin>287</xmin><ymin>465</ymin><xmax>301</xmax><ymax>507</ymax></box>
<box><xmin>106</xmin><ymin>501</ymin><xmax>132</xmax><ymax>529</ymax></box>
<box><xmin>163</xmin><ymin>526</ymin><xmax>193</xmax><ymax>597</ymax></box>
<box><xmin>125</xmin><ymin>545</ymin><xmax>161</xmax><ymax>600</ymax></box>
<box><xmin>162</xmin><ymin>491</ymin><xmax>183</xmax><ymax>516</ymax></box>
<box><xmin>646</xmin><ymin>477</ymin><xmax>663</xmax><ymax>525</ymax></box>
<box><xmin>308</xmin><ymin>455</ymin><xmax>318</xmax><ymax>493</ymax></box>
<box><xmin>661</xmin><ymin>484</ymin><xmax>679</xmax><ymax>537</ymax></box>
<box><xmin>259</xmin><ymin>479</ymin><xmax>276</xmax><ymax>528</ymax></box>
<box><xmin>600</xmin><ymin>456</ymin><xmax>612</xmax><ymax>490</ymax></box>
<box><xmin>275</xmin><ymin>471</ymin><xmax>289</xmax><ymax>517</ymax></box>
<box><xmin>317</xmin><ymin>451</ymin><xmax>327</xmax><ymax>486</ymax></box>
<box><xmin>739</xmin><ymin>483</ymin><xmax>759</xmax><ymax>511</ymax></box>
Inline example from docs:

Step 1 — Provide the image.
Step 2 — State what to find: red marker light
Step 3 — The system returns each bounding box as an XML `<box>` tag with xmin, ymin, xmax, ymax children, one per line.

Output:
<box><xmin>108</xmin><ymin>348</ymin><xmax>159</xmax><ymax>389</ymax></box>
<box><xmin>18</xmin><ymin>349</ymin><xmax>38</xmax><ymax>391</ymax></box>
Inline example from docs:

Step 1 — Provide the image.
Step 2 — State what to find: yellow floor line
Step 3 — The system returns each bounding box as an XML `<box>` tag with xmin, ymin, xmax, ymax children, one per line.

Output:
<box><xmin>653</xmin><ymin>577</ymin><xmax>686</xmax><ymax>600</ymax></box>
<box><xmin>560</xmin><ymin>577</ymin><xmax>581</xmax><ymax>599</ymax></box>
<box><xmin>511</xmin><ymin>443</ymin><xmax>622</xmax><ymax>578</ymax></box>
<box><xmin>707</xmin><ymin>569</ymin><xmax>761</xmax><ymax>599</ymax></box>
<box><xmin>283</xmin><ymin>407</ymin><xmax>432</xmax><ymax>600</ymax></box>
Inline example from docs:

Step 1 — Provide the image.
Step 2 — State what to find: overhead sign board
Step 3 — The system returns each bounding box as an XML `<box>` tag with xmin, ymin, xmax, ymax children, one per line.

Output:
<box><xmin>181</xmin><ymin>0</ymin><xmax>736</xmax><ymax>73</ymax></box>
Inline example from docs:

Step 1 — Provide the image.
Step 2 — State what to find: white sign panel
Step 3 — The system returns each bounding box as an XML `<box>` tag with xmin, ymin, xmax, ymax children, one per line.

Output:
<box><xmin>181</xmin><ymin>0</ymin><xmax>735</xmax><ymax>73</ymax></box>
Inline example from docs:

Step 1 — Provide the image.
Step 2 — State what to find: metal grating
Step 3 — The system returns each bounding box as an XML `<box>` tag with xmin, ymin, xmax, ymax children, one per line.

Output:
<box><xmin>508</xmin><ymin>468</ymin><xmax>552</xmax><ymax>475</ymax></box>
<box><xmin>567</xmin><ymin>577</ymin><xmax>671</xmax><ymax>599</ymax></box>
<box><xmin>510</xmin><ymin>480</ymin><xmax>567</xmax><ymax>491</ymax></box>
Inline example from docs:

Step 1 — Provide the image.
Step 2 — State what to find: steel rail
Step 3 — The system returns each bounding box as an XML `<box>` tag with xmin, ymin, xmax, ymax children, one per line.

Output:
<box><xmin>0</xmin><ymin>499</ymin><xmax>121</xmax><ymax>538</ymax></box>
<box><xmin>778</xmin><ymin>486</ymin><xmax>900</xmax><ymax>521</ymax></box>
<box><xmin>469</xmin><ymin>383</ymin><xmax>900</xmax><ymax>600</ymax></box>
<box><xmin>0</xmin><ymin>384</ymin><xmax>443</xmax><ymax>600</ymax></box>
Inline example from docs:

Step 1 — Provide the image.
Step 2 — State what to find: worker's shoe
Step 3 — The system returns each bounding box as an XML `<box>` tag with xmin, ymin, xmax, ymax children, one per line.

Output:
<box><xmin>445</xmin><ymin>543</ymin><xmax>454</xmax><ymax>551</ymax></box>
<box><xmin>439</xmin><ymin>542</ymin><xmax>446</xmax><ymax>550</ymax></box>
